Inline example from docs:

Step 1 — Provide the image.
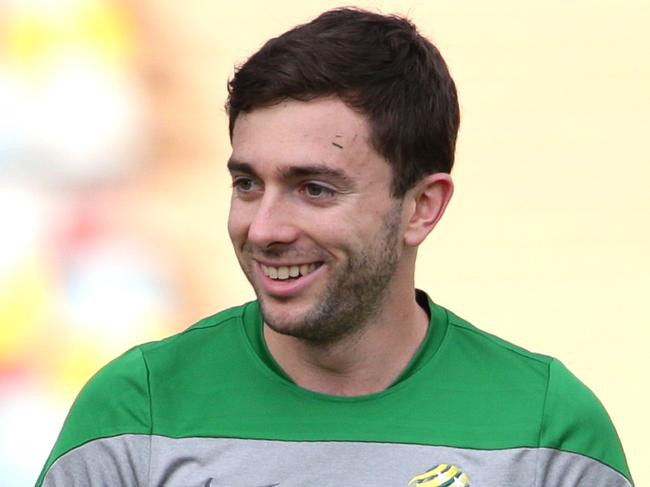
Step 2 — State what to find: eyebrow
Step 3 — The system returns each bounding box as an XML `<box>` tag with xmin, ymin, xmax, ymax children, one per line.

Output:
<box><xmin>227</xmin><ymin>158</ymin><xmax>355</xmax><ymax>188</ymax></box>
<box><xmin>227</xmin><ymin>159</ymin><xmax>258</xmax><ymax>176</ymax></box>
<box><xmin>279</xmin><ymin>164</ymin><xmax>352</xmax><ymax>184</ymax></box>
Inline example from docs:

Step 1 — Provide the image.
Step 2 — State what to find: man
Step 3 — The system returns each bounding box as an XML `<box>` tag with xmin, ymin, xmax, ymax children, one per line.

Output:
<box><xmin>36</xmin><ymin>8</ymin><xmax>632</xmax><ymax>486</ymax></box>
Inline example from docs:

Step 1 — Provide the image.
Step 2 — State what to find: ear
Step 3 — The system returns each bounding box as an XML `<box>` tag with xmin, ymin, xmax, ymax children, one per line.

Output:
<box><xmin>402</xmin><ymin>173</ymin><xmax>454</xmax><ymax>247</ymax></box>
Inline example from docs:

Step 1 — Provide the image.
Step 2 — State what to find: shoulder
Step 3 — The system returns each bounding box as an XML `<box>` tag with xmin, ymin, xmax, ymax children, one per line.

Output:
<box><xmin>442</xmin><ymin>306</ymin><xmax>554</xmax><ymax>379</ymax></box>
<box><xmin>35</xmin><ymin>344</ymin><xmax>151</xmax><ymax>486</ymax></box>
<box><xmin>76</xmin><ymin>302</ymin><xmax>250</xmax><ymax>394</ymax></box>
<box><xmin>540</xmin><ymin>359</ymin><xmax>632</xmax><ymax>481</ymax></box>
<box><xmin>36</xmin><ymin>302</ymin><xmax>254</xmax><ymax>485</ymax></box>
<box><xmin>440</xmin><ymin>305</ymin><xmax>632</xmax><ymax>483</ymax></box>
<box><xmin>138</xmin><ymin>301</ymin><xmax>250</xmax><ymax>358</ymax></box>
<box><xmin>77</xmin><ymin>301</ymin><xmax>253</xmax><ymax>405</ymax></box>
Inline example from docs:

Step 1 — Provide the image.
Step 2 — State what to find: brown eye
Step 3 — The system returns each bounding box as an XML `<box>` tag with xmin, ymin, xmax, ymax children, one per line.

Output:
<box><xmin>304</xmin><ymin>183</ymin><xmax>335</xmax><ymax>198</ymax></box>
<box><xmin>233</xmin><ymin>178</ymin><xmax>255</xmax><ymax>192</ymax></box>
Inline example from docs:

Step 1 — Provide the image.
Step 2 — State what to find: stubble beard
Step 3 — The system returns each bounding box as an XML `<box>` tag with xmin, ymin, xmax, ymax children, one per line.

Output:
<box><xmin>244</xmin><ymin>202</ymin><xmax>403</xmax><ymax>344</ymax></box>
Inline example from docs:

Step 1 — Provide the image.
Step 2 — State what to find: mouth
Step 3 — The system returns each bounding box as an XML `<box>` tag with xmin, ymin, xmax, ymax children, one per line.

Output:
<box><xmin>254</xmin><ymin>260</ymin><xmax>325</xmax><ymax>299</ymax></box>
<box><xmin>260</xmin><ymin>262</ymin><xmax>323</xmax><ymax>281</ymax></box>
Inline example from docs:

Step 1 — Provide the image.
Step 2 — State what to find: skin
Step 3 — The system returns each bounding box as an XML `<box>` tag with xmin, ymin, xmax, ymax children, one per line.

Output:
<box><xmin>228</xmin><ymin>96</ymin><xmax>453</xmax><ymax>396</ymax></box>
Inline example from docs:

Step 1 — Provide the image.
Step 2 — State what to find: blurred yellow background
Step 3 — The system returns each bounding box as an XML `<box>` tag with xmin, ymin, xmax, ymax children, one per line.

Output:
<box><xmin>0</xmin><ymin>0</ymin><xmax>647</xmax><ymax>484</ymax></box>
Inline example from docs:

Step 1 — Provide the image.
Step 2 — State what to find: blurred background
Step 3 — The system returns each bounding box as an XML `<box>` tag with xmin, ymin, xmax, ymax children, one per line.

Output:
<box><xmin>0</xmin><ymin>0</ymin><xmax>647</xmax><ymax>485</ymax></box>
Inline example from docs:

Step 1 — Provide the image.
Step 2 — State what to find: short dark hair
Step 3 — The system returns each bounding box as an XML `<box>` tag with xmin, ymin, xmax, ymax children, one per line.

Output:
<box><xmin>226</xmin><ymin>7</ymin><xmax>460</xmax><ymax>197</ymax></box>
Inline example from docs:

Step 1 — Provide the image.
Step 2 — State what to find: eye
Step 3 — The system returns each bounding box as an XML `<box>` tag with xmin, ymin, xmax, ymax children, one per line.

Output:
<box><xmin>303</xmin><ymin>182</ymin><xmax>336</xmax><ymax>199</ymax></box>
<box><xmin>232</xmin><ymin>177</ymin><xmax>258</xmax><ymax>193</ymax></box>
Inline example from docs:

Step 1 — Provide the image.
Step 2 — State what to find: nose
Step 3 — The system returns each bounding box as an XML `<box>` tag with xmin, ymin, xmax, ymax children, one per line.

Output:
<box><xmin>247</xmin><ymin>191</ymin><xmax>300</xmax><ymax>248</ymax></box>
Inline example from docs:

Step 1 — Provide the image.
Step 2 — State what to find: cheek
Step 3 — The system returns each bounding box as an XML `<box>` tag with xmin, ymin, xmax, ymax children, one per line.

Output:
<box><xmin>311</xmin><ymin>215</ymin><xmax>367</xmax><ymax>252</ymax></box>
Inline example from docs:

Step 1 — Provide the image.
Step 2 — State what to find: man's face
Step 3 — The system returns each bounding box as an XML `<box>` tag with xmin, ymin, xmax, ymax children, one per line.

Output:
<box><xmin>227</xmin><ymin>97</ymin><xmax>408</xmax><ymax>342</ymax></box>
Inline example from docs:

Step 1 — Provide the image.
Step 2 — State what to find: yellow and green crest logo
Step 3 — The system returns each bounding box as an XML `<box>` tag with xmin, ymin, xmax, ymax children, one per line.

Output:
<box><xmin>408</xmin><ymin>464</ymin><xmax>470</xmax><ymax>487</ymax></box>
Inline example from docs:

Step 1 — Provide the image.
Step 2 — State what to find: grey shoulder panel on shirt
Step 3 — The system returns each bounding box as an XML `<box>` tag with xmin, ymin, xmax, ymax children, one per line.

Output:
<box><xmin>41</xmin><ymin>434</ymin><xmax>151</xmax><ymax>487</ymax></box>
<box><xmin>41</xmin><ymin>434</ymin><xmax>632</xmax><ymax>487</ymax></box>
<box><xmin>535</xmin><ymin>448</ymin><xmax>632</xmax><ymax>487</ymax></box>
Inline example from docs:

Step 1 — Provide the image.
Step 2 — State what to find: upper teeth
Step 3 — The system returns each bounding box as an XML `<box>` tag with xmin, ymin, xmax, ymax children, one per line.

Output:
<box><xmin>262</xmin><ymin>263</ymin><xmax>318</xmax><ymax>280</ymax></box>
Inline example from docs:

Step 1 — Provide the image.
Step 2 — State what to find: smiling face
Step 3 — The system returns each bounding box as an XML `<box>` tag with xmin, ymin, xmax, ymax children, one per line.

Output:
<box><xmin>227</xmin><ymin>97</ymin><xmax>410</xmax><ymax>343</ymax></box>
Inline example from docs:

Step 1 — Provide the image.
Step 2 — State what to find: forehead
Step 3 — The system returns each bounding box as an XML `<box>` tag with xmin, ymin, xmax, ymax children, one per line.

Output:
<box><xmin>230</xmin><ymin>97</ymin><xmax>391</xmax><ymax>182</ymax></box>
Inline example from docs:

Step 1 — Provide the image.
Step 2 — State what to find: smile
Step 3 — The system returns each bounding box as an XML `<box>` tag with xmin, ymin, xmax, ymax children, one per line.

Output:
<box><xmin>260</xmin><ymin>263</ymin><xmax>321</xmax><ymax>280</ymax></box>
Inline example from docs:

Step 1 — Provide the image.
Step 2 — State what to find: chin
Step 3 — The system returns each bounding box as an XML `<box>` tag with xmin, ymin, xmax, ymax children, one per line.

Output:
<box><xmin>258</xmin><ymin>298</ymin><xmax>307</xmax><ymax>331</ymax></box>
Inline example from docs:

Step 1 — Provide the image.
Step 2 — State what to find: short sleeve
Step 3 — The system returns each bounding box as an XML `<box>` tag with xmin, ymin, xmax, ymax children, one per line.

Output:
<box><xmin>35</xmin><ymin>346</ymin><xmax>152</xmax><ymax>487</ymax></box>
<box><xmin>537</xmin><ymin>359</ymin><xmax>633</xmax><ymax>486</ymax></box>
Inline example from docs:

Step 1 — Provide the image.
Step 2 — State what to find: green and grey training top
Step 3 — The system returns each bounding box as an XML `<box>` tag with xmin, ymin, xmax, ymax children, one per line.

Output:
<box><xmin>36</xmin><ymin>293</ymin><xmax>633</xmax><ymax>486</ymax></box>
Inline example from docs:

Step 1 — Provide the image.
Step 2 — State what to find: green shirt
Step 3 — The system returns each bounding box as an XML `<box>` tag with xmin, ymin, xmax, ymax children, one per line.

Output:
<box><xmin>36</xmin><ymin>293</ymin><xmax>633</xmax><ymax>486</ymax></box>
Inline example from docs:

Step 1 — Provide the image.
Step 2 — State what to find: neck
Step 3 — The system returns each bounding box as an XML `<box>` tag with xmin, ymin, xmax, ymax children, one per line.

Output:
<box><xmin>263</xmin><ymin>287</ymin><xmax>429</xmax><ymax>396</ymax></box>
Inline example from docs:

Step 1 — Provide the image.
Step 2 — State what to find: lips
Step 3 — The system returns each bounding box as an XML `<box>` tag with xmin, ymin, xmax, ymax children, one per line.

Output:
<box><xmin>254</xmin><ymin>260</ymin><xmax>324</xmax><ymax>298</ymax></box>
<box><xmin>260</xmin><ymin>263</ymin><xmax>320</xmax><ymax>280</ymax></box>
